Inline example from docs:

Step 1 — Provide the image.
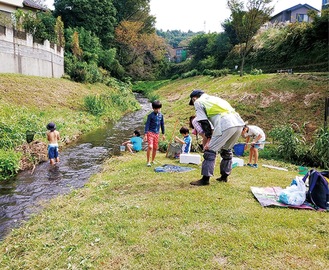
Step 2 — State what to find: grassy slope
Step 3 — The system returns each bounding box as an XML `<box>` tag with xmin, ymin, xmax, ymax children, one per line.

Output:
<box><xmin>0</xmin><ymin>73</ymin><xmax>328</xmax><ymax>269</ymax></box>
<box><xmin>155</xmin><ymin>73</ymin><xmax>328</xmax><ymax>141</ymax></box>
<box><xmin>0</xmin><ymin>74</ymin><xmax>139</xmax><ymax>143</ymax></box>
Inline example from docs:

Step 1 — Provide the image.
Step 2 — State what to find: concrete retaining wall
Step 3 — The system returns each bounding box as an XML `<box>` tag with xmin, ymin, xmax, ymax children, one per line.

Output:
<box><xmin>0</xmin><ymin>26</ymin><xmax>64</xmax><ymax>78</ymax></box>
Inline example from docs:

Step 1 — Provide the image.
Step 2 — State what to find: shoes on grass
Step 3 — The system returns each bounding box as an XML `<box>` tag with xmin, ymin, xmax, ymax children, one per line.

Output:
<box><xmin>190</xmin><ymin>178</ymin><xmax>209</xmax><ymax>186</ymax></box>
<box><xmin>216</xmin><ymin>176</ymin><xmax>228</xmax><ymax>182</ymax></box>
<box><xmin>247</xmin><ymin>163</ymin><xmax>258</xmax><ymax>168</ymax></box>
<box><xmin>147</xmin><ymin>163</ymin><xmax>151</xmax><ymax>167</ymax></box>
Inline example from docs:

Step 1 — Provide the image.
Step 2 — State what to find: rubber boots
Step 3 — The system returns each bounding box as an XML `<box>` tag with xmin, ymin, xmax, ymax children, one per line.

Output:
<box><xmin>216</xmin><ymin>173</ymin><xmax>228</xmax><ymax>182</ymax></box>
<box><xmin>190</xmin><ymin>176</ymin><xmax>210</xmax><ymax>186</ymax></box>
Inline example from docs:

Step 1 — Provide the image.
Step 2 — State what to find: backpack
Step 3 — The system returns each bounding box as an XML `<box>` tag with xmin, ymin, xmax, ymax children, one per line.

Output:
<box><xmin>302</xmin><ymin>170</ymin><xmax>329</xmax><ymax>210</ymax></box>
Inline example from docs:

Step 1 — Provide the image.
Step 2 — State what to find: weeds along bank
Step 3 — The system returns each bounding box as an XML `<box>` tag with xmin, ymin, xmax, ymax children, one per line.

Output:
<box><xmin>0</xmin><ymin>74</ymin><xmax>139</xmax><ymax>180</ymax></box>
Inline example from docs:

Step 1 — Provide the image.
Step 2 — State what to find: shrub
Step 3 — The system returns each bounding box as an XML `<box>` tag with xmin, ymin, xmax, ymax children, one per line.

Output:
<box><xmin>311</xmin><ymin>127</ymin><xmax>329</xmax><ymax>169</ymax></box>
<box><xmin>268</xmin><ymin>124</ymin><xmax>329</xmax><ymax>169</ymax></box>
<box><xmin>0</xmin><ymin>149</ymin><xmax>21</xmax><ymax>181</ymax></box>
<box><xmin>170</xmin><ymin>74</ymin><xmax>180</xmax><ymax>80</ymax></box>
<box><xmin>84</xmin><ymin>95</ymin><xmax>107</xmax><ymax>116</ymax></box>
<box><xmin>181</xmin><ymin>69</ymin><xmax>199</xmax><ymax>78</ymax></box>
<box><xmin>269</xmin><ymin>124</ymin><xmax>306</xmax><ymax>162</ymax></box>
<box><xmin>202</xmin><ymin>68</ymin><xmax>230</xmax><ymax>77</ymax></box>
<box><xmin>250</xmin><ymin>68</ymin><xmax>263</xmax><ymax>75</ymax></box>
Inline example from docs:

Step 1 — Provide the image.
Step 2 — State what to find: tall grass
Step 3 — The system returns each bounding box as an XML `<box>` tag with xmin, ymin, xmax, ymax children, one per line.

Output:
<box><xmin>132</xmin><ymin>80</ymin><xmax>170</xmax><ymax>101</ymax></box>
<box><xmin>84</xmin><ymin>95</ymin><xmax>107</xmax><ymax>116</ymax></box>
<box><xmin>0</xmin><ymin>149</ymin><xmax>21</xmax><ymax>180</ymax></box>
<box><xmin>311</xmin><ymin>127</ymin><xmax>329</xmax><ymax>169</ymax></box>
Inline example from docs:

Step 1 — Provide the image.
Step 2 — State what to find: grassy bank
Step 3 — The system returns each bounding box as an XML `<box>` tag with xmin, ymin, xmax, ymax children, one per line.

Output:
<box><xmin>0</xmin><ymin>153</ymin><xmax>327</xmax><ymax>269</ymax></box>
<box><xmin>0</xmin><ymin>74</ymin><xmax>139</xmax><ymax>178</ymax></box>
<box><xmin>0</xmin><ymin>73</ymin><xmax>328</xmax><ymax>269</ymax></box>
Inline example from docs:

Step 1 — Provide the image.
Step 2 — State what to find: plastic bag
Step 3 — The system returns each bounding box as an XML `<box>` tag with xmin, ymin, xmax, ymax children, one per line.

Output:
<box><xmin>278</xmin><ymin>176</ymin><xmax>306</xmax><ymax>206</ymax></box>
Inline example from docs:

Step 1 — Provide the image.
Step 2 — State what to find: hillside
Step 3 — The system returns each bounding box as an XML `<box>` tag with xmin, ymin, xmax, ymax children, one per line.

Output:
<box><xmin>152</xmin><ymin>73</ymin><xmax>328</xmax><ymax>142</ymax></box>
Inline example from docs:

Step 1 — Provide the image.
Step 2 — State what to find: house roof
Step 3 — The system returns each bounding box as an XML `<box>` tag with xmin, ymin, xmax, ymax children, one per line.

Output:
<box><xmin>23</xmin><ymin>0</ymin><xmax>47</xmax><ymax>11</ymax></box>
<box><xmin>272</xmin><ymin>3</ymin><xmax>320</xmax><ymax>18</ymax></box>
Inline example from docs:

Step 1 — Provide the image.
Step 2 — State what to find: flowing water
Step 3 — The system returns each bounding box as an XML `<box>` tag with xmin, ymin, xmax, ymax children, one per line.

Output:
<box><xmin>0</xmin><ymin>94</ymin><xmax>150</xmax><ymax>240</ymax></box>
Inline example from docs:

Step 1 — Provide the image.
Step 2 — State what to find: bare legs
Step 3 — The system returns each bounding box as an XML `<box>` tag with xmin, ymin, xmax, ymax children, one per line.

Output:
<box><xmin>49</xmin><ymin>157</ymin><xmax>59</xmax><ymax>166</ymax></box>
<box><xmin>146</xmin><ymin>145</ymin><xmax>157</xmax><ymax>163</ymax></box>
<box><xmin>249</xmin><ymin>146</ymin><xmax>259</xmax><ymax>164</ymax></box>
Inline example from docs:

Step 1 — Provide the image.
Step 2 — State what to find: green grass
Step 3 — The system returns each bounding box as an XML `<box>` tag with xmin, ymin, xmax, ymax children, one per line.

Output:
<box><xmin>0</xmin><ymin>73</ymin><xmax>328</xmax><ymax>269</ymax></box>
<box><xmin>0</xmin><ymin>153</ymin><xmax>327</xmax><ymax>269</ymax></box>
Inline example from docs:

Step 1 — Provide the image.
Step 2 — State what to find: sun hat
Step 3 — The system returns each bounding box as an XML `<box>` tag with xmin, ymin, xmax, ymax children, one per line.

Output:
<box><xmin>46</xmin><ymin>122</ymin><xmax>56</xmax><ymax>131</ymax></box>
<box><xmin>189</xmin><ymin>90</ymin><xmax>204</xmax><ymax>105</ymax></box>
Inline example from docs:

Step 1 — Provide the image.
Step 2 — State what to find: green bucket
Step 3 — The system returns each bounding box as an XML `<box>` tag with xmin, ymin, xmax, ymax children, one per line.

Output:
<box><xmin>298</xmin><ymin>166</ymin><xmax>308</xmax><ymax>175</ymax></box>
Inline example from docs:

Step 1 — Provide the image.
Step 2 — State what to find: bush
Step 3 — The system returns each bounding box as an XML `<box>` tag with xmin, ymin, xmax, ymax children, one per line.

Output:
<box><xmin>250</xmin><ymin>68</ymin><xmax>263</xmax><ymax>75</ymax></box>
<box><xmin>269</xmin><ymin>125</ymin><xmax>329</xmax><ymax>169</ymax></box>
<box><xmin>269</xmin><ymin>124</ymin><xmax>306</xmax><ymax>162</ymax></box>
<box><xmin>158</xmin><ymin>141</ymin><xmax>168</xmax><ymax>153</ymax></box>
<box><xmin>0</xmin><ymin>149</ymin><xmax>21</xmax><ymax>181</ymax></box>
<box><xmin>181</xmin><ymin>69</ymin><xmax>199</xmax><ymax>78</ymax></box>
<box><xmin>202</xmin><ymin>68</ymin><xmax>230</xmax><ymax>77</ymax></box>
<box><xmin>84</xmin><ymin>95</ymin><xmax>107</xmax><ymax>116</ymax></box>
<box><xmin>311</xmin><ymin>127</ymin><xmax>329</xmax><ymax>169</ymax></box>
<box><xmin>170</xmin><ymin>74</ymin><xmax>180</xmax><ymax>80</ymax></box>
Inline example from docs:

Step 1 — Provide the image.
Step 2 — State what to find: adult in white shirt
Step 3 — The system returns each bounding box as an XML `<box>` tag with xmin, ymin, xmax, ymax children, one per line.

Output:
<box><xmin>189</xmin><ymin>90</ymin><xmax>245</xmax><ymax>185</ymax></box>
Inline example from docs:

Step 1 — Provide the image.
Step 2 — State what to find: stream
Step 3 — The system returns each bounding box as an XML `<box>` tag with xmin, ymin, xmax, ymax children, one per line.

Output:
<box><xmin>0</xmin><ymin>94</ymin><xmax>150</xmax><ymax>240</ymax></box>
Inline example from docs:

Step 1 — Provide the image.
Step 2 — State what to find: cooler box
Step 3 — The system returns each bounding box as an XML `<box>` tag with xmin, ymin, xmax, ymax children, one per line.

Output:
<box><xmin>180</xmin><ymin>154</ymin><xmax>201</xmax><ymax>165</ymax></box>
<box><xmin>232</xmin><ymin>157</ymin><xmax>244</xmax><ymax>167</ymax></box>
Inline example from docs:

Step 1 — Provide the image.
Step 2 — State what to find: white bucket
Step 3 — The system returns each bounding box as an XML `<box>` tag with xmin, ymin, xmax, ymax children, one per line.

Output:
<box><xmin>120</xmin><ymin>145</ymin><xmax>125</xmax><ymax>151</ymax></box>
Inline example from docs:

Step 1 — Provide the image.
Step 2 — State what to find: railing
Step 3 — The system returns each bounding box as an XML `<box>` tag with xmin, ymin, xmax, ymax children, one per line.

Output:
<box><xmin>277</xmin><ymin>69</ymin><xmax>293</xmax><ymax>74</ymax></box>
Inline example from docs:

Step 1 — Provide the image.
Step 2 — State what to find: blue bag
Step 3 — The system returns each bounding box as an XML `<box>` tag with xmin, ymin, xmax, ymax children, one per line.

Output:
<box><xmin>302</xmin><ymin>170</ymin><xmax>329</xmax><ymax>210</ymax></box>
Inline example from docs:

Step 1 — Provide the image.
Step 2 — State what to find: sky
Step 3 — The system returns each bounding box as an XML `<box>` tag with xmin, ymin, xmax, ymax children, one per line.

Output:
<box><xmin>44</xmin><ymin>0</ymin><xmax>322</xmax><ymax>32</ymax></box>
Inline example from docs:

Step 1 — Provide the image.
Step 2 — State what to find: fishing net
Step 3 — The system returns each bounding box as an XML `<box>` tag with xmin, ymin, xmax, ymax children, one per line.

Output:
<box><xmin>26</xmin><ymin>130</ymin><xmax>35</xmax><ymax>143</ymax></box>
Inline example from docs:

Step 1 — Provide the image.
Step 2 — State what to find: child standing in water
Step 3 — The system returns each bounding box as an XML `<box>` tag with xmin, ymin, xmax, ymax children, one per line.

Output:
<box><xmin>46</xmin><ymin>122</ymin><xmax>60</xmax><ymax>166</ymax></box>
<box><xmin>144</xmin><ymin>100</ymin><xmax>165</xmax><ymax>166</ymax></box>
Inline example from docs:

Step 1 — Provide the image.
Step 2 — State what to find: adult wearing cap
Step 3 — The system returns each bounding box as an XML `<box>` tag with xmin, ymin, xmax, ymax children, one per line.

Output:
<box><xmin>189</xmin><ymin>90</ymin><xmax>245</xmax><ymax>185</ymax></box>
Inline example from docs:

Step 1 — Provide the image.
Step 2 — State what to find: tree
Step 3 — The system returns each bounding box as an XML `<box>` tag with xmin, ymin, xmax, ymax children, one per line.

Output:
<box><xmin>53</xmin><ymin>0</ymin><xmax>117</xmax><ymax>48</ymax></box>
<box><xmin>71</xmin><ymin>31</ymin><xmax>82</xmax><ymax>59</ymax></box>
<box><xmin>115</xmin><ymin>21</ymin><xmax>167</xmax><ymax>80</ymax></box>
<box><xmin>55</xmin><ymin>16</ymin><xmax>65</xmax><ymax>48</ymax></box>
<box><xmin>188</xmin><ymin>34</ymin><xmax>212</xmax><ymax>62</ymax></box>
<box><xmin>112</xmin><ymin>0</ymin><xmax>156</xmax><ymax>34</ymax></box>
<box><xmin>227</xmin><ymin>0</ymin><xmax>273</xmax><ymax>76</ymax></box>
